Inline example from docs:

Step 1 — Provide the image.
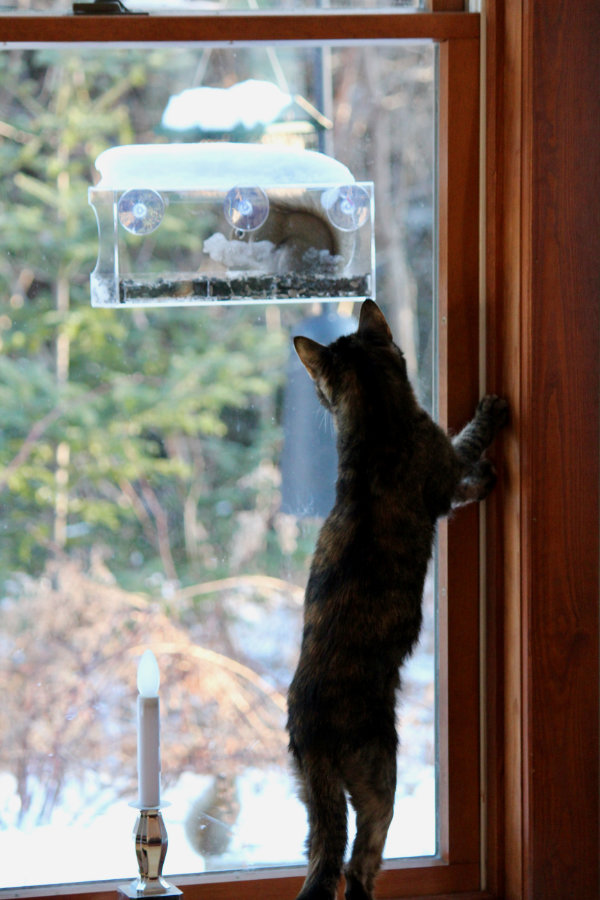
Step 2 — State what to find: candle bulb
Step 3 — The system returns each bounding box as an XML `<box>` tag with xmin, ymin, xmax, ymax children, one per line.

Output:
<box><xmin>137</xmin><ymin>650</ymin><xmax>161</xmax><ymax>809</ymax></box>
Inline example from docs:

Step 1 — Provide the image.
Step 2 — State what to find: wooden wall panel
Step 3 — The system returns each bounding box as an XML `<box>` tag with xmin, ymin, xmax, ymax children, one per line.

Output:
<box><xmin>524</xmin><ymin>1</ymin><xmax>600</xmax><ymax>895</ymax></box>
<box><xmin>486</xmin><ymin>1</ymin><xmax>600</xmax><ymax>897</ymax></box>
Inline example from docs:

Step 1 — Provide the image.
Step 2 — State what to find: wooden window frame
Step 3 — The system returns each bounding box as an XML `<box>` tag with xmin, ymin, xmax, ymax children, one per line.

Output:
<box><xmin>483</xmin><ymin>1</ymin><xmax>599</xmax><ymax>898</ymax></box>
<box><xmin>1</xmin><ymin>9</ymin><xmax>482</xmax><ymax>900</ymax></box>
<box><xmin>9</xmin><ymin>4</ymin><xmax>598</xmax><ymax>899</ymax></box>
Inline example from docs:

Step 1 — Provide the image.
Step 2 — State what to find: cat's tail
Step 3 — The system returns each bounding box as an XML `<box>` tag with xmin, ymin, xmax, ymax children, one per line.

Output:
<box><xmin>291</xmin><ymin>748</ymin><xmax>348</xmax><ymax>900</ymax></box>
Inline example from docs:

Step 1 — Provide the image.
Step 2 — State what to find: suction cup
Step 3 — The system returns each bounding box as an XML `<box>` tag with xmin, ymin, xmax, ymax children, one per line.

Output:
<box><xmin>224</xmin><ymin>186</ymin><xmax>269</xmax><ymax>232</ymax></box>
<box><xmin>322</xmin><ymin>185</ymin><xmax>370</xmax><ymax>232</ymax></box>
<box><xmin>118</xmin><ymin>189</ymin><xmax>165</xmax><ymax>235</ymax></box>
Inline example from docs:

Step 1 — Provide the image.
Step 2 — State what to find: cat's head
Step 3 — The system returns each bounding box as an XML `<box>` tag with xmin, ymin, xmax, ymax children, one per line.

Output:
<box><xmin>293</xmin><ymin>299</ymin><xmax>411</xmax><ymax>426</ymax></box>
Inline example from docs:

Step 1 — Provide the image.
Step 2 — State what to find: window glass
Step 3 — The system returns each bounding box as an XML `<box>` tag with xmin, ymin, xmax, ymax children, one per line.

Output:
<box><xmin>2</xmin><ymin>1</ymin><xmax>424</xmax><ymax>12</ymax></box>
<box><xmin>0</xmin><ymin>41</ymin><xmax>435</xmax><ymax>888</ymax></box>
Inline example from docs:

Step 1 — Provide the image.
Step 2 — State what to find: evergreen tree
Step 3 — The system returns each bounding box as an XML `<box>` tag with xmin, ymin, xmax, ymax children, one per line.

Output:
<box><xmin>0</xmin><ymin>49</ymin><xmax>290</xmax><ymax>590</ymax></box>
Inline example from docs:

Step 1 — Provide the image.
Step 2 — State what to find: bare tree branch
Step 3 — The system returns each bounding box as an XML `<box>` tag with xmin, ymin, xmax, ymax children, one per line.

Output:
<box><xmin>130</xmin><ymin>640</ymin><xmax>287</xmax><ymax>714</ymax></box>
<box><xmin>177</xmin><ymin>574</ymin><xmax>303</xmax><ymax>606</ymax></box>
<box><xmin>139</xmin><ymin>478</ymin><xmax>178</xmax><ymax>583</ymax></box>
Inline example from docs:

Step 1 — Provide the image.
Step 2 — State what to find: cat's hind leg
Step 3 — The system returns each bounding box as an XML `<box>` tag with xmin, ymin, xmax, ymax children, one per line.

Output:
<box><xmin>293</xmin><ymin>753</ymin><xmax>348</xmax><ymax>900</ymax></box>
<box><xmin>343</xmin><ymin>743</ymin><xmax>396</xmax><ymax>900</ymax></box>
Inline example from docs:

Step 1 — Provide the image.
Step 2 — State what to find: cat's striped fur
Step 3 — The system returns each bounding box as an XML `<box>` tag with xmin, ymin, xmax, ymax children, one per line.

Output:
<box><xmin>287</xmin><ymin>300</ymin><xmax>508</xmax><ymax>900</ymax></box>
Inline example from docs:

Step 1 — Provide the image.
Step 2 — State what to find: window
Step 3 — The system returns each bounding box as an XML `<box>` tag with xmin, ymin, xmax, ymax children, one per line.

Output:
<box><xmin>0</xmin><ymin>7</ymin><xmax>481</xmax><ymax>899</ymax></box>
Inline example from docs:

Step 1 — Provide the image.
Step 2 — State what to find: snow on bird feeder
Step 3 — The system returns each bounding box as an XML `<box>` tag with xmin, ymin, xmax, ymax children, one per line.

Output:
<box><xmin>88</xmin><ymin>142</ymin><xmax>374</xmax><ymax>307</ymax></box>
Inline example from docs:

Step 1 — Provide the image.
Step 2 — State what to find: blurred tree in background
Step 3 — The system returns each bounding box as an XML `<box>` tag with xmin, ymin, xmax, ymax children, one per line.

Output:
<box><xmin>0</xmin><ymin>39</ymin><xmax>434</xmax><ymax>858</ymax></box>
<box><xmin>0</xmin><ymin>49</ymin><xmax>291</xmax><ymax>591</ymax></box>
<box><xmin>0</xmin><ymin>48</ymin><xmax>301</xmax><ymax>831</ymax></box>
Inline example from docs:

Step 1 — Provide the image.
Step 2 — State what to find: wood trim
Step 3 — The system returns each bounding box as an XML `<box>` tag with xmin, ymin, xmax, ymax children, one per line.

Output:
<box><xmin>0</xmin><ymin>12</ymin><xmax>479</xmax><ymax>44</ymax></box>
<box><xmin>481</xmin><ymin>2</ymin><xmax>507</xmax><ymax>896</ymax></box>
<box><xmin>520</xmin><ymin>1</ymin><xmax>599</xmax><ymax>895</ymax></box>
<box><xmin>0</xmin><ymin>862</ymin><xmax>482</xmax><ymax>900</ymax></box>
<box><xmin>173</xmin><ymin>861</ymin><xmax>481</xmax><ymax>899</ymax></box>
<box><xmin>0</xmin><ymin>883</ymin><xmax>493</xmax><ymax>900</ymax></box>
<box><xmin>484</xmin><ymin>1</ymin><xmax>600</xmax><ymax>897</ymax></box>
<box><xmin>436</xmin><ymin>35</ymin><xmax>481</xmax><ymax>869</ymax></box>
<box><xmin>426</xmin><ymin>1</ymin><xmax>466</xmax><ymax>11</ymax></box>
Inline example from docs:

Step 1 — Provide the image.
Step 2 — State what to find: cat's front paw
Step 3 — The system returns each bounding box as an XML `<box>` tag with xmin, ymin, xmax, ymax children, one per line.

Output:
<box><xmin>477</xmin><ymin>394</ymin><xmax>509</xmax><ymax>432</ymax></box>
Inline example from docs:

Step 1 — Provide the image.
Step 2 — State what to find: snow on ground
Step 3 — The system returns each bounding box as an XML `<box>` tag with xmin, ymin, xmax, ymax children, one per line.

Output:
<box><xmin>0</xmin><ymin>577</ymin><xmax>437</xmax><ymax>890</ymax></box>
<box><xmin>0</xmin><ymin>764</ymin><xmax>435</xmax><ymax>891</ymax></box>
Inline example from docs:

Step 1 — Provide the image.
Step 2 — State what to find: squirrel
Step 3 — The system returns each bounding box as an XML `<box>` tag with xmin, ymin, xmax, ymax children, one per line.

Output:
<box><xmin>204</xmin><ymin>190</ymin><xmax>357</xmax><ymax>276</ymax></box>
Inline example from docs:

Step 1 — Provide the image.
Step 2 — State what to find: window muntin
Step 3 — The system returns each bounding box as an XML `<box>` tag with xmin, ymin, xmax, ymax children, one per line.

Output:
<box><xmin>0</xmin><ymin>41</ymin><xmax>435</xmax><ymax>890</ymax></box>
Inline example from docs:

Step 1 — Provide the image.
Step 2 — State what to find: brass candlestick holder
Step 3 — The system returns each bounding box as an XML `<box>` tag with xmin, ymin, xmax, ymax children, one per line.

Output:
<box><xmin>119</xmin><ymin>806</ymin><xmax>182</xmax><ymax>897</ymax></box>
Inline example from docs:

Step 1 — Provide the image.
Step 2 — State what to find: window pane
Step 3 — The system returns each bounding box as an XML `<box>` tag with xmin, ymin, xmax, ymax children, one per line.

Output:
<box><xmin>3</xmin><ymin>1</ymin><xmax>423</xmax><ymax>12</ymax></box>
<box><xmin>0</xmin><ymin>41</ymin><xmax>435</xmax><ymax>888</ymax></box>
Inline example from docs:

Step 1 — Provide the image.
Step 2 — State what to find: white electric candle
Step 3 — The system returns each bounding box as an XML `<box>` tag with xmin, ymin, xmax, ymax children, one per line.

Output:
<box><xmin>136</xmin><ymin>649</ymin><xmax>161</xmax><ymax>808</ymax></box>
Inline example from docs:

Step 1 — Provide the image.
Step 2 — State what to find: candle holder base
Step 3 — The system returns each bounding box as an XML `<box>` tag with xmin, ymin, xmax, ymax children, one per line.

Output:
<box><xmin>119</xmin><ymin>878</ymin><xmax>182</xmax><ymax>898</ymax></box>
<box><xmin>118</xmin><ymin>807</ymin><xmax>182</xmax><ymax>898</ymax></box>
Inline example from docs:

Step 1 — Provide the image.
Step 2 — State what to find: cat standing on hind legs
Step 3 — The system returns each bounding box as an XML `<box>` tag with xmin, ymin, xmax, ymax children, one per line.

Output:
<box><xmin>286</xmin><ymin>299</ymin><xmax>508</xmax><ymax>900</ymax></box>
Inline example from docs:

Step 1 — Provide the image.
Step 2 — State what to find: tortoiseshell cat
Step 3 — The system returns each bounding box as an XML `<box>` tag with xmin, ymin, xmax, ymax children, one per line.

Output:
<box><xmin>287</xmin><ymin>300</ymin><xmax>508</xmax><ymax>900</ymax></box>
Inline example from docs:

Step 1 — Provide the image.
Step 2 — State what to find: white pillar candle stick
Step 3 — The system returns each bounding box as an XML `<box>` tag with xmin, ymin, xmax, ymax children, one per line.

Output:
<box><xmin>136</xmin><ymin>649</ymin><xmax>161</xmax><ymax>809</ymax></box>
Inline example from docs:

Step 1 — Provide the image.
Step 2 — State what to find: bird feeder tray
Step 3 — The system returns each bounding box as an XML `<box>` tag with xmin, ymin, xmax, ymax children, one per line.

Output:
<box><xmin>88</xmin><ymin>143</ymin><xmax>375</xmax><ymax>308</ymax></box>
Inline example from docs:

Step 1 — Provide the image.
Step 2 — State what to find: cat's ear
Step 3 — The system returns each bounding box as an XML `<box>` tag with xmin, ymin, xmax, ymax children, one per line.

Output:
<box><xmin>294</xmin><ymin>336</ymin><xmax>328</xmax><ymax>381</ymax></box>
<box><xmin>358</xmin><ymin>299</ymin><xmax>393</xmax><ymax>342</ymax></box>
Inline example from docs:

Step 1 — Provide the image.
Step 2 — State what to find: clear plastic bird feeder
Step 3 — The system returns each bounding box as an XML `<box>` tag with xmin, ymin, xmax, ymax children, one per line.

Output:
<box><xmin>88</xmin><ymin>143</ymin><xmax>375</xmax><ymax>307</ymax></box>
